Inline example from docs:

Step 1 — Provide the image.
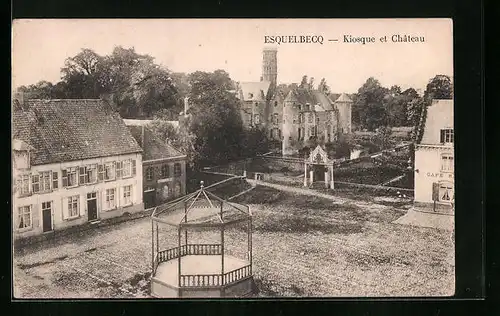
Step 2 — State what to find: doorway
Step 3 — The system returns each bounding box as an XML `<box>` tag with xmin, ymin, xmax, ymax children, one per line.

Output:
<box><xmin>87</xmin><ymin>192</ymin><xmax>98</xmax><ymax>221</ymax></box>
<box><xmin>313</xmin><ymin>165</ymin><xmax>326</xmax><ymax>182</ymax></box>
<box><xmin>144</xmin><ymin>188</ymin><xmax>156</xmax><ymax>209</ymax></box>
<box><xmin>438</xmin><ymin>182</ymin><xmax>454</xmax><ymax>203</ymax></box>
<box><xmin>42</xmin><ymin>201</ymin><xmax>52</xmax><ymax>232</ymax></box>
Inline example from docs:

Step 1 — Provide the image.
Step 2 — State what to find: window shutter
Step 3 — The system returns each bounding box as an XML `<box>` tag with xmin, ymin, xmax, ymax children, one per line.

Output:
<box><xmin>32</xmin><ymin>175</ymin><xmax>40</xmax><ymax>193</ymax></box>
<box><xmin>98</xmin><ymin>164</ymin><xmax>104</xmax><ymax>181</ymax></box>
<box><xmin>52</xmin><ymin>172</ymin><xmax>58</xmax><ymax>189</ymax></box>
<box><xmin>79</xmin><ymin>167</ymin><xmax>86</xmax><ymax>185</ymax></box>
<box><xmin>62</xmin><ymin>197</ymin><xmax>68</xmax><ymax>220</ymax></box>
<box><xmin>116</xmin><ymin>187</ymin><xmax>120</xmax><ymax>208</ymax></box>
<box><xmin>116</xmin><ymin>161</ymin><xmax>121</xmax><ymax>179</ymax></box>
<box><xmin>132</xmin><ymin>160</ymin><xmax>136</xmax><ymax>176</ymax></box>
<box><xmin>440</xmin><ymin>130</ymin><xmax>445</xmax><ymax>143</ymax></box>
<box><xmin>62</xmin><ymin>170</ymin><xmax>68</xmax><ymax>187</ymax></box>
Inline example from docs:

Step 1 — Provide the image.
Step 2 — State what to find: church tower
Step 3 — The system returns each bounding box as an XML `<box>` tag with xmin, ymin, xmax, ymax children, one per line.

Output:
<box><xmin>261</xmin><ymin>47</ymin><xmax>278</xmax><ymax>87</ymax></box>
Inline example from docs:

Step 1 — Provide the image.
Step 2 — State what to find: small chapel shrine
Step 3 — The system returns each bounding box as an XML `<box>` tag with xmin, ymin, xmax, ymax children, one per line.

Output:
<box><xmin>304</xmin><ymin>145</ymin><xmax>335</xmax><ymax>189</ymax></box>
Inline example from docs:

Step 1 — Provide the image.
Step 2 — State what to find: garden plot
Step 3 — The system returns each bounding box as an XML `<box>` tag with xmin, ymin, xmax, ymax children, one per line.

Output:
<box><xmin>14</xmin><ymin>186</ymin><xmax>453</xmax><ymax>298</ymax></box>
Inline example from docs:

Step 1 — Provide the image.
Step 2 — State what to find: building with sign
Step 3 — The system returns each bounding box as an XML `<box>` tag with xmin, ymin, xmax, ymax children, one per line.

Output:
<box><xmin>414</xmin><ymin>99</ymin><xmax>454</xmax><ymax>206</ymax></box>
<box><xmin>12</xmin><ymin>97</ymin><xmax>144</xmax><ymax>241</ymax></box>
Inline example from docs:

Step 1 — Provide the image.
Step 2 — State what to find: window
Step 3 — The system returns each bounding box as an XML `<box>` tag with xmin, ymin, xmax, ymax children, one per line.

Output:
<box><xmin>32</xmin><ymin>174</ymin><xmax>40</xmax><ymax>193</ymax></box>
<box><xmin>104</xmin><ymin>162</ymin><xmax>116</xmax><ymax>181</ymax></box>
<box><xmin>123</xmin><ymin>185</ymin><xmax>132</xmax><ymax>205</ymax></box>
<box><xmin>272</xmin><ymin>113</ymin><xmax>279</xmax><ymax>124</ymax></box>
<box><xmin>116</xmin><ymin>161</ymin><xmax>123</xmax><ymax>178</ymax></box>
<box><xmin>298</xmin><ymin>128</ymin><xmax>302</xmax><ymax>140</ymax></box>
<box><xmin>174</xmin><ymin>182</ymin><xmax>181</xmax><ymax>197</ymax></box>
<box><xmin>248</xmin><ymin>93</ymin><xmax>253</xmax><ymax>99</ymax></box>
<box><xmin>298</xmin><ymin>104</ymin><xmax>302</xmax><ymax>111</ymax></box>
<box><xmin>174</xmin><ymin>163</ymin><xmax>182</xmax><ymax>177</ymax></box>
<box><xmin>42</xmin><ymin>201</ymin><xmax>52</xmax><ymax>216</ymax></box>
<box><xmin>299</xmin><ymin>113</ymin><xmax>303</xmax><ymax>124</ymax></box>
<box><xmin>146</xmin><ymin>167</ymin><xmax>154</xmax><ymax>181</ymax></box>
<box><xmin>62</xmin><ymin>167</ymin><xmax>78</xmax><ymax>187</ymax></box>
<box><xmin>105</xmin><ymin>188</ymin><xmax>116</xmax><ymax>209</ymax></box>
<box><xmin>67</xmin><ymin>195</ymin><xmax>79</xmax><ymax>218</ymax></box>
<box><xmin>17</xmin><ymin>205</ymin><xmax>32</xmax><ymax>230</ymax></box>
<box><xmin>52</xmin><ymin>172</ymin><xmax>58</xmax><ymax>189</ymax></box>
<box><xmin>87</xmin><ymin>165</ymin><xmax>97</xmax><ymax>183</ymax></box>
<box><xmin>79</xmin><ymin>167</ymin><xmax>89</xmax><ymax>185</ymax></box>
<box><xmin>309</xmin><ymin>127</ymin><xmax>314</xmax><ymax>137</ymax></box>
<box><xmin>40</xmin><ymin>171</ymin><xmax>51</xmax><ymax>192</ymax></box>
<box><xmin>274</xmin><ymin>101</ymin><xmax>278</xmax><ymax>107</ymax></box>
<box><xmin>439</xmin><ymin>182</ymin><xmax>454</xmax><ymax>202</ymax></box>
<box><xmin>17</xmin><ymin>174</ymin><xmax>30</xmax><ymax>195</ymax></box>
<box><xmin>254</xmin><ymin>114</ymin><xmax>260</xmax><ymax>124</ymax></box>
<box><xmin>308</xmin><ymin>113</ymin><xmax>313</xmax><ymax>123</ymax></box>
<box><xmin>441</xmin><ymin>154</ymin><xmax>454</xmax><ymax>172</ymax></box>
<box><xmin>122</xmin><ymin>160</ymin><xmax>132</xmax><ymax>178</ymax></box>
<box><xmin>98</xmin><ymin>164</ymin><xmax>105</xmax><ymax>181</ymax></box>
<box><xmin>440</xmin><ymin>129</ymin><xmax>454</xmax><ymax>144</ymax></box>
<box><xmin>160</xmin><ymin>164</ymin><xmax>169</xmax><ymax>178</ymax></box>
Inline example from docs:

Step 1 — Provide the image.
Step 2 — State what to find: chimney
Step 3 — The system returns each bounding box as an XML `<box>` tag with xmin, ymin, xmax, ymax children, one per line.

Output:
<box><xmin>13</xmin><ymin>91</ymin><xmax>25</xmax><ymax>111</ymax></box>
<box><xmin>183</xmin><ymin>97</ymin><xmax>189</xmax><ymax>115</ymax></box>
<box><xmin>141</xmin><ymin>125</ymin><xmax>145</xmax><ymax>148</ymax></box>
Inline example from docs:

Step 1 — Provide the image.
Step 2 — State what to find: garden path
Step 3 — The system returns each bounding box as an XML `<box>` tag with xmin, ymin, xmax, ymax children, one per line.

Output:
<box><xmin>247</xmin><ymin>179</ymin><xmax>394</xmax><ymax>209</ymax></box>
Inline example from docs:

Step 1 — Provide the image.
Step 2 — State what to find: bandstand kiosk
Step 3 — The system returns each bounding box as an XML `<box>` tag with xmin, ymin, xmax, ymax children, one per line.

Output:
<box><xmin>150</xmin><ymin>181</ymin><xmax>254</xmax><ymax>298</ymax></box>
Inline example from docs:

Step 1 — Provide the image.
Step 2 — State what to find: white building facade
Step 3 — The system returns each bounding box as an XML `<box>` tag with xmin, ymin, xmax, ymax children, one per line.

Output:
<box><xmin>12</xmin><ymin>98</ymin><xmax>144</xmax><ymax>241</ymax></box>
<box><xmin>414</xmin><ymin>99</ymin><xmax>454</xmax><ymax>205</ymax></box>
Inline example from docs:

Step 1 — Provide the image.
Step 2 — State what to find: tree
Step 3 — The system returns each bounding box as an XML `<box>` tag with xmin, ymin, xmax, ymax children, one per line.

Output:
<box><xmin>406</xmin><ymin>97</ymin><xmax>426</xmax><ymax>127</ymax></box>
<box><xmin>241</xmin><ymin>127</ymin><xmax>270</xmax><ymax>157</ymax></box>
<box><xmin>318</xmin><ymin>78</ymin><xmax>331</xmax><ymax>94</ymax></box>
<box><xmin>60</xmin><ymin>48</ymin><xmax>109</xmax><ymax>98</ymax></box>
<box><xmin>372</xmin><ymin>126</ymin><xmax>393</xmax><ymax>150</ymax></box>
<box><xmin>103</xmin><ymin>46</ymin><xmax>179</xmax><ymax>118</ymax></box>
<box><xmin>352</xmin><ymin>77</ymin><xmax>389</xmax><ymax>131</ymax></box>
<box><xmin>300</xmin><ymin>75</ymin><xmax>308</xmax><ymax>89</ymax></box>
<box><xmin>187</xmin><ymin>70</ymin><xmax>245</xmax><ymax>167</ymax></box>
<box><xmin>17</xmin><ymin>46</ymin><xmax>182</xmax><ymax>119</ymax></box>
<box><xmin>384</xmin><ymin>85</ymin><xmax>409</xmax><ymax>127</ymax></box>
<box><xmin>424</xmin><ymin>75</ymin><xmax>453</xmax><ymax>100</ymax></box>
<box><xmin>308</xmin><ymin>77</ymin><xmax>315</xmax><ymax>89</ymax></box>
<box><xmin>17</xmin><ymin>81</ymin><xmax>55</xmax><ymax>99</ymax></box>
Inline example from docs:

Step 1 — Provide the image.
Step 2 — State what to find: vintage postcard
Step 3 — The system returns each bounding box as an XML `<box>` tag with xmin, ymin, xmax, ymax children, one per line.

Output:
<box><xmin>12</xmin><ymin>18</ymin><xmax>454</xmax><ymax>298</ymax></box>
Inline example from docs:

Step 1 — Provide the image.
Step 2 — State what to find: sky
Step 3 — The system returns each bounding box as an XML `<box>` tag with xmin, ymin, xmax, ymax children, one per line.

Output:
<box><xmin>12</xmin><ymin>19</ymin><xmax>453</xmax><ymax>94</ymax></box>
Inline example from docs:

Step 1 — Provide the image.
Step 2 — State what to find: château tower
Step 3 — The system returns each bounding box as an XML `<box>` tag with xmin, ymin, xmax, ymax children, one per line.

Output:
<box><xmin>261</xmin><ymin>47</ymin><xmax>278</xmax><ymax>87</ymax></box>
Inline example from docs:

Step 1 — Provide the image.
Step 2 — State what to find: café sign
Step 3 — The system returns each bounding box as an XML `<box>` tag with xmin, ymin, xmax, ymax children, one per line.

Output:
<box><xmin>426</xmin><ymin>172</ymin><xmax>454</xmax><ymax>179</ymax></box>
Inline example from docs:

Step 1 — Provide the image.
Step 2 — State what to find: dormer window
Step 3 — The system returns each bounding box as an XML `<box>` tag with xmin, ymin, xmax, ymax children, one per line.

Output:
<box><xmin>14</xmin><ymin>151</ymin><xmax>30</xmax><ymax>170</ymax></box>
<box><xmin>440</xmin><ymin>129</ymin><xmax>454</xmax><ymax>144</ymax></box>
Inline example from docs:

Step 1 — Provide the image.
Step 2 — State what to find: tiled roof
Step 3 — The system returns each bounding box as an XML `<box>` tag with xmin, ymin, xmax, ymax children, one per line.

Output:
<box><xmin>334</xmin><ymin>93</ymin><xmax>353</xmax><ymax>103</ymax></box>
<box><xmin>285</xmin><ymin>88</ymin><xmax>334</xmax><ymax>111</ymax></box>
<box><xmin>238</xmin><ymin>81</ymin><xmax>271</xmax><ymax>101</ymax></box>
<box><xmin>127</xmin><ymin>125</ymin><xmax>185</xmax><ymax>161</ymax></box>
<box><xmin>420</xmin><ymin>99</ymin><xmax>454</xmax><ymax>145</ymax></box>
<box><xmin>123</xmin><ymin>119</ymin><xmax>179</xmax><ymax>128</ymax></box>
<box><xmin>12</xmin><ymin>99</ymin><xmax>142</xmax><ymax>166</ymax></box>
